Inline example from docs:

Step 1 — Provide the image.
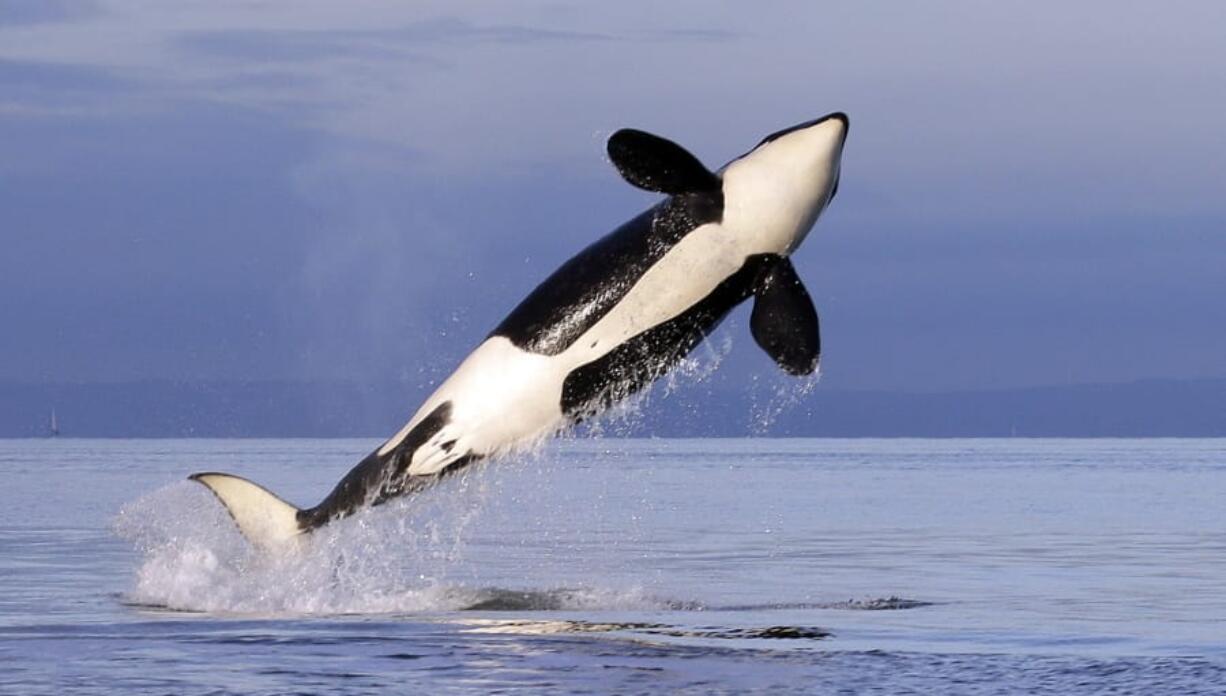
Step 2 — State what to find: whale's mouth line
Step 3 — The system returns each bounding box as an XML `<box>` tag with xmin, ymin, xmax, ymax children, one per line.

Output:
<box><xmin>755</xmin><ymin>111</ymin><xmax>850</xmax><ymax>148</ymax></box>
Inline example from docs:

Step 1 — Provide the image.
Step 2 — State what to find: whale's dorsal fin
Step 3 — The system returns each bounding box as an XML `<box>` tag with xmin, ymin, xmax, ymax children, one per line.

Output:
<box><xmin>751</xmin><ymin>258</ymin><xmax>820</xmax><ymax>375</ymax></box>
<box><xmin>607</xmin><ymin>129</ymin><xmax>720</xmax><ymax>195</ymax></box>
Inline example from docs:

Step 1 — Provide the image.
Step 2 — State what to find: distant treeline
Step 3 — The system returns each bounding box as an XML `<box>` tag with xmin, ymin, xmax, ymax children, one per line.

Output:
<box><xmin>2</xmin><ymin>378</ymin><xmax>1223</xmax><ymax>438</ymax></box>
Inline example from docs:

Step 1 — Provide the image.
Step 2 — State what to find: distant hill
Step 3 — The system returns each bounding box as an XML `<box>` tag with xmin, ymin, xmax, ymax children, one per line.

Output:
<box><xmin>2</xmin><ymin>377</ymin><xmax>1223</xmax><ymax>438</ymax></box>
<box><xmin>761</xmin><ymin>379</ymin><xmax>1226</xmax><ymax>438</ymax></box>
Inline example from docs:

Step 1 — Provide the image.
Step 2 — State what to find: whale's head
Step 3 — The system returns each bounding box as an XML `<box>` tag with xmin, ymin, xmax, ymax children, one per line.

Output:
<box><xmin>606</xmin><ymin>112</ymin><xmax>847</xmax><ymax>255</ymax></box>
<box><xmin>719</xmin><ymin>112</ymin><xmax>848</xmax><ymax>255</ymax></box>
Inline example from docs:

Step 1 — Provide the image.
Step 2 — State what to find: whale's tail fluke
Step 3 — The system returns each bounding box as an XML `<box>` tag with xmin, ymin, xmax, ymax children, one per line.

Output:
<box><xmin>189</xmin><ymin>472</ymin><xmax>304</xmax><ymax>550</ymax></box>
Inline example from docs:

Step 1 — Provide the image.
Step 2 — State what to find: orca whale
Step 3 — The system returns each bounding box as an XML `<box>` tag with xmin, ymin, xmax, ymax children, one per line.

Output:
<box><xmin>191</xmin><ymin>112</ymin><xmax>849</xmax><ymax>549</ymax></box>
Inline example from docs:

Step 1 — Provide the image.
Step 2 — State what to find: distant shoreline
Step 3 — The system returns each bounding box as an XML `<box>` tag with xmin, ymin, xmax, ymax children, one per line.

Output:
<box><xmin>3</xmin><ymin>377</ymin><xmax>1223</xmax><ymax>439</ymax></box>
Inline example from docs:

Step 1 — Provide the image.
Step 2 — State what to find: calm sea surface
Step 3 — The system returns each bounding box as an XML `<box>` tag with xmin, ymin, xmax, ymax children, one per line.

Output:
<box><xmin>1</xmin><ymin>438</ymin><xmax>1224</xmax><ymax>694</ymax></box>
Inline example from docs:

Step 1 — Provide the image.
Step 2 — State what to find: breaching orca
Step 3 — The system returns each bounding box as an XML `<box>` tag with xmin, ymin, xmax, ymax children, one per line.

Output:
<box><xmin>192</xmin><ymin>113</ymin><xmax>849</xmax><ymax>549</ymax></box>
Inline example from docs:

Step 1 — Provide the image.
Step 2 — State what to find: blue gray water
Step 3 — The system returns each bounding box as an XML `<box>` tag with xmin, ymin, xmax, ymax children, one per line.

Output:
<box><xmin>1</xmin><ymin>438</ymin><xmax>1224</xmax><ymax>694</ymax></box>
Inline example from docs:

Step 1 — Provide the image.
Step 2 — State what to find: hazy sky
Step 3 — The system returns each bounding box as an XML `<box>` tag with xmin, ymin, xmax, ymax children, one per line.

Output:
<box><xmin>3</xmin><ymin>1</ymin><xmax>1224</xmax><ymax>392</ymax></box>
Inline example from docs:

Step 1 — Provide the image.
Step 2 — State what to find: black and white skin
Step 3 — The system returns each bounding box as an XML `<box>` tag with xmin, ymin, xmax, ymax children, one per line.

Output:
<box><xmin>192</xmin><ymin>112</ymin><xmax>849</xmax><ymax>549</ymax></box>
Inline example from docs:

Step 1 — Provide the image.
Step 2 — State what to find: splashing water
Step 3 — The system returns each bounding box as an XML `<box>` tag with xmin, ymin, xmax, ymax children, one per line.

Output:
<box><xmin>662</xmin><ymin>332</ymin><xmax>733</xmax><ymax>398</ymax></box>
<box><xmin>748</xmin><ymin>368</ymin><xmax>821</xmax><ymax>435</ymax></box>
<box><xmin>578</xmin><ymin>331</ymin><xmax>734</xmax><ymax>439</ymax></box>
<box><xmin>112</xmin><ymin>453</ymin><xmax>682</xmax><ymax>616</ymax></box>
<box><xmin>114</xmin><ymin>474</ymin><xmax>486</xmax><ymax>615</ymax></box>
<box><xmin>110</xmin><ymin>332</ymin><xmax>811</xmax><ymax>617</ymax></box>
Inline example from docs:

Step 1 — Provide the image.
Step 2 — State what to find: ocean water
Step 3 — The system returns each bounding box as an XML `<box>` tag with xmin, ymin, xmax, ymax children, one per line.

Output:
<box><xmin>1</xmin><ymin>437</ymin><xmax>1224</xmax><ymax>694</ymax></box>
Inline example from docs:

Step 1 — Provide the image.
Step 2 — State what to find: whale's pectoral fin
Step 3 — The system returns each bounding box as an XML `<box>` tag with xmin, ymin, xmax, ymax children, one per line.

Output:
<box><xmin>750</xmin><ymin>258</ymin><xmax>821</xmax><ymax>376</ymax></box>
<box><xmin>607</xmin><ymin>129</ymin><xmax>720</xmax><ymax>195</ymax></box>
<box><xmin>189</xmin><ymin>472</ymin><xmax>304</xmax><ymax>550</ymax></box>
